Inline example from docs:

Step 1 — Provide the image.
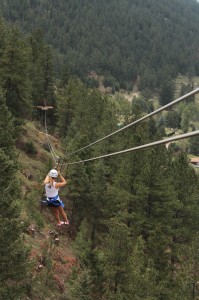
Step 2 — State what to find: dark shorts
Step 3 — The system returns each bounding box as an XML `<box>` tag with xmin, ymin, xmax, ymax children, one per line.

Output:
<box><xmin>48</xmin><ymin>200</ymin><xmax>64</xmax><ymax>208</ymax></box>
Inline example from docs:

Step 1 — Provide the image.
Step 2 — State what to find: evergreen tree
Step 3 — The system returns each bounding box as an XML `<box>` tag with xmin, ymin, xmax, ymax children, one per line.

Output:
<box><xmin>180</xmin><ymin>82</ymin><xmax>195</xmax><ymax>104</ymax></box>
<box><xmin>68</xmin><ymin>268</ymin><xmax>93</xmax><ymax>300</ymax></box>
<box><xmin>101</xmin><ymin>221</ymin><xmax>165</xmax><ymax>299</ymax></box>
<box><xmin>180</xmin><ymin>106</ymin><xmax>192</xmax><ymax>133</ymax></box>
<box><xmin>128</xmin><ymin>236</ymin><xmax>165</xmax><ymax>299</ymax></box>
<box><xmin>0</xmin><ymin>24</ymin><xmax>32</xmax><ymax>118</ymax></box>
<box><xmin>168</xmin><ymin>153</ymin><xmax>199</xmax><ymax>246</ymax></box>
<box><xmin>56</xmin><ymin>78</ymin><xmax>80</xmax><ymax>137</ymax></box>
<box><xmin>173</xmin><ymin>233</ymin><xmax>199</xmax><ymax>299</ymax></box>
<box><xmin>0</xmin><ymin>90</ymin><xmax>29</xmax><ymax>299</ymax></box>
<box><xmin>102</xmin><ymin>219</ymin><xmax>133</xmax><ymax>299</ymax></box>
<box><xmin>159</xmin><ymin>81</ymin><xmax>175</xmax><ymax>106</ymax></box>
<box><xmin>164</xmin><ymin>110</ymin><xmax>180</xmax><ymax>129</ymax></box>
<box><xmin>68</xmin><ymin>219</ymin><xmax>102</xmax><ymax>300</ymax></box>
<box><xmin>29</xmin><ymin>29</ymin><xmax>55</xmax><ymax>112</ymax></box>
<box><xmin>189</xmin><ymin>135</ymin><xmax>199</xmax><ymax>156</ymax></box>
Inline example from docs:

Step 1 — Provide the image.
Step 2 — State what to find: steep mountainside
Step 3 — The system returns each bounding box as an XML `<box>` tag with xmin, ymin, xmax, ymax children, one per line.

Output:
<box><xmin>0</xmin><ymin>0</ymin><xmax>199</xmax><ymax>90</ymax></box>
<box><xmin>17</xmin><ymin>121</ymin><xmax>75</xmax><ymax>299</ymax></box>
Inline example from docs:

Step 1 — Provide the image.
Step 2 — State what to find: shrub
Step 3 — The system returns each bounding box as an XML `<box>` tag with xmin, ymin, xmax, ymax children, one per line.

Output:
<box><xmin>25</xmin><ymin>140</ymin><xmax>37</xmax><ymax>155</ymax></box>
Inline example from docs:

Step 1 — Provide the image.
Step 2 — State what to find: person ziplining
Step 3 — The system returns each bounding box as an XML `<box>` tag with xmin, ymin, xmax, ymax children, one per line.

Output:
<box><xmin>43</xmin><ymin>169</ymin><xmax>69</xmax><ymax>227</ymax></box>
<box><xmin>35</xmin><ymin>100</ymin><xmax>70</xmax><ymax>227</ymax></box>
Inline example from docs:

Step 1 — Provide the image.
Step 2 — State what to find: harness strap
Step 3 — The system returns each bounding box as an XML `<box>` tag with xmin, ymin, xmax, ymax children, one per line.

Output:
<box><xmin>47</xmin><ymin>194</ymin><xmax>59</xmax><ymax>203</ymax></box>
<box><xmin>45</xmin><ymin>194</ymin><xmax>64</xmax><ymax>208</ymax></box>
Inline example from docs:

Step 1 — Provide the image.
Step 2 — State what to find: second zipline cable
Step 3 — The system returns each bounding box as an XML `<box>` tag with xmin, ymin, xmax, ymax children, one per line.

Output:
<box><xmin>61</xmin><ymin>130</ymin><xmax>199</xmax><ymax>166</ymax></box>
<box><xmin>64</xmin><ymin>88</ymin><xmax>199</xmax><ymax>158</ymax></box>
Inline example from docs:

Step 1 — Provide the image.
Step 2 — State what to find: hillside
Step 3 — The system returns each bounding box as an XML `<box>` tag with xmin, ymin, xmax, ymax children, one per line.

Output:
<box><xmin>0</xmin><ymin>0</ymin><xmax>199</xmax><ymax>90</ymax></box>
<box><xmin>17</xmin><ymin>121</ymin><xmax>75</xmax><ymax>299</ymax></box>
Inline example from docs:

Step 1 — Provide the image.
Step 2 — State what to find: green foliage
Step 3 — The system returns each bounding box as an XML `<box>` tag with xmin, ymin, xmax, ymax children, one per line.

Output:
<box><xmin>54</xmin><ymin>73</ymin><xmax>199</xmax><ymax>298</ymax></box>
<box><xmin>178</xmin><ymin>102</ymin><xmax>199</xmax><ymax>133</ymax></box>
<box><xmin>114</xmin><ymin>93</ymin><xmax>131</xmax><ymax>123</ymax></box>
<box><xmin>159</xmin><ymin>80</ymin><xmax>175</xmax><ymax>106</ymax></box>
<box><xmin>29</xmin><ymin>239</ymin><xmax>57</xmax><ymax>299</ymax></box>
<box><xmin>102</xmin><ymin>219</ymin><xmax>133</xmax><ymax>297</ymax></box>
<box><xmin>1</xmin><ymin>0</ymin><xmax>199</xmax><ymax>90</ymax></box>
<box><xmin>1</xmin><ymin>8</ymin><xmax>199</xmax><ymax>297</ymax></box>
<box><xmin>0</xmin><ymin>89</ymin><xmax>16</xmax><ymax>153</ymax></box>
<box><xmin>73</xmin><ymin>219</ymin><xmax>92</xmax><ymax>266</ymax></box>
<box><xmin>173</xmin><ymin>233</ymin><xmax>199</xmax><ymax>299</ymax></box>
<box><xmin>168</xmin><ymin>142</ymin><xmax>181</xmax><ymax>153</ymax></box>
<box><xmin>56</xmin><ymin>77</ymin><xmax>117</xmax><ymax>142</ymax></box>
<box><xmin>168</xmin><ymin>153</ymin><xmax>199</xmax><ymax>244</ymax></box>
<box><xmin>0</xmin><ymin>19</ymin><xmax>32</xmax><ymax>118</ymax></box>
<box><xmin>180</xmin><ymin>105</ymin><xmax>193</xmax><ymax>133</ymax></box>
<box><xmin>189</xmin><ymin>135</ymin><xmax>199</xmax><ymax>156</ymax></box>
<box><xmin>29</xmin><ymin>28</ymin><xmax>46</xmax><ymax>100</ymax></box>
<box><xmin>25</xmin><ymin>192</ymin><xmax>45</xmax><ymax>228</ymax></box>
<box><xmin>69</xmin><ymin>220</ymin><xmax>102</xmax><ymax>299</ymax></box>
<box><xmin>29</xmin><ymin>28</ymin><xmax>56</xmax><ymax>123</ymax></box>
<box><xmin>84</xmin><ymin>77</ymin><xmax>99</xmax><ymax>89</ymax></box>
<box><xmin>164</xmin><ymin>110</ymin><xmax>180</xmax><ymax>129</ymax></box>
<box><xmin>0</xmin><ymin>92</ymin><xmax>29</xmax><ymax>299</ymax></box>
<box><xmin>98</xmin><ymin>222</ymin><xmax>165</xmax><ymax>299</ymax></box>
<box><xmin>131</xmin><ymin>96</ymin><xmax>151</xmax><ymax>114</ymax></box>
<box><xmin>128</xmin><ymin>236</ymin><xmax>164</xmax><ymax>299</ymax></box>
<box><xmin>25</xmin><ymin>140</ymin><xmax>37</xmax><ymax>155</ymax></box>
<box><xmin>68</xmin><ymin>268</ymin><xmax>93</xmax><ymax>300</ymax></box>
<box><xmin>180</xmin><ymin>82</ymin><xmax>195</xmax><ymax>103</ymax></box>
<box><xmin>103</xmin><ymin>72</ymin><xmax>118</xmax><ymax>91</ymax></box>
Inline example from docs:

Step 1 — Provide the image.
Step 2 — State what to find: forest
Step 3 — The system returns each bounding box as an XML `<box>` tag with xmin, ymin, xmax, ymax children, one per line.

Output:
<box><xmin>0</xmin><ymin>0</ymin><xmax>199</xmax><ymax>299</ymax></box>
<box><xmin>0</xmin><ymin>0</ymin><xmax>199</xmax><ymax>91</ymax></box>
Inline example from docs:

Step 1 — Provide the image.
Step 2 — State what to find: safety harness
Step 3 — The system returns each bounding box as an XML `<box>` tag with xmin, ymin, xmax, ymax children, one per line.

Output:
<box><xmin>41</xmin><ymin>194</ymin><xmax>64</xmax><ymax>207</ymax></box>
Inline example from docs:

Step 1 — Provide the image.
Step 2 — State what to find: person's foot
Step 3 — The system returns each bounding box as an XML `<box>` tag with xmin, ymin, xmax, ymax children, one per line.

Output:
<box><xmin>64</xmin><ymin>220</ymin><xmax>69</xmax><ymax>225</ymax></box>
<box><xmin>57</xmin><ymin>221</ymin><xmax>64</xmax><ymax>227</ymax></box>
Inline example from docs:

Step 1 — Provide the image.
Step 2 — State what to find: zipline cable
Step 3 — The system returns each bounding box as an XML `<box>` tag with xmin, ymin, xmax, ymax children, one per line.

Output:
<box><xmin>63</xmin><ymin>130</ymin><xmax>199</xmax><ymax>165</ymax></box>
<box><xmin>44</xmin><ymin>110</ymin><xmax>60</xmax><ymax>164</ymax></box>
<box><xmin>44</xmin><ymin>110</ymin><xmax>57</xmax><ymax>163</ymax></box>
<box><xmin>64</xmin><ymin>87</ymin><xmax>199</xmax><ymax>158</ymax></box>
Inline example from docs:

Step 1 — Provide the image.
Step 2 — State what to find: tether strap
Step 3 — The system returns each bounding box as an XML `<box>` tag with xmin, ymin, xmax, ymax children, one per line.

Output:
<box><xmin>47</xmin><ymin>195</ymin><xmax>59</xmax><ymax>203</ymax></box>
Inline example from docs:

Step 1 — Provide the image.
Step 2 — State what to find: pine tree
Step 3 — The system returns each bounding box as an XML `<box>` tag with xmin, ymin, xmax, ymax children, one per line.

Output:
<box><xmin>29</xmin><ymin>29</ymin><xmax>55</xmax><ymax>110</ymax></box>
<box><xmin>128</xmin><ymin>236</ymin><xmax>165</xmax><ymax>299</ymax></box>
<box><xmin>101</xmin><ymin>219</ymin><xmax>133</xmax><ymax>298</ymax></box>
<box><xmin>29</xmin><ymin>28</ymin><xmax>46</xmax><ymax>104</ymax></box>
<box><xmin>173</xmin><ymin>233</ymin><xmax>199</xmax><ymax>299</ymax></box>
<box><xmin>0</xmin><ymin>25</ymin><xmax>32</xmax><ymax>118</ymax></box>
<box><xmin>56</xmin><ymin>78</ymin><xmax>78</xmax><ymax>137</ymax></box>
<box><xmin>0</xmin><ymin>90</ymin><xmax>29</xmax><ymax>299</ymax></box>
<box><xmin>68</xmin><ymin>220</ymin><xmax>100</xmax><ymax>300</ymax></box>
<box><xmin>101</xmin><ymin>221</ymin><xmax>165</xmax><ymax>299</ymax></box>
<box><xmin>169</xmin><ymin>153</ymin><xmax>199</xmax><ymax>245</ymax></box>
<box><xmin>164</xmin><ymin>110</ymin><xmax>180</xmax><ymax>129</ymax></box>
<box><xmin>159</xmin><ymin>80</ymin><xmax>175</xmax><ymax>106</ymax></box>
<box><xmin>189</xmin><ymin>135</ymin><xmax>199</xmax><ymax>156</ymax></box>
<box><xmin>180</xmin><ymin>106</ymin><xmax>192</xmax><ymax>133</ymax></box>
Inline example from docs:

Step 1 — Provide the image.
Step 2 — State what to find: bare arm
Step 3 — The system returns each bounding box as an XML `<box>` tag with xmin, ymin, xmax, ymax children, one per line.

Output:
<box><xmin>55</xmin><ymin>173</ymin><xmax>67</xmax><ymax>188</ymax></box>
<box><xmin>43</xmin><ymin>174</ymin><xmax>50</xmax><ymax>185</ymax></box>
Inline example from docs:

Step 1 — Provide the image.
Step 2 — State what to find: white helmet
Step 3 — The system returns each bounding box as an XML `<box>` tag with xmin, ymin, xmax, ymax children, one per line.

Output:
<box><xmin>49</xmin><ymin>169</ymin><xmax>58</xmax><ymax>178</ymax></box>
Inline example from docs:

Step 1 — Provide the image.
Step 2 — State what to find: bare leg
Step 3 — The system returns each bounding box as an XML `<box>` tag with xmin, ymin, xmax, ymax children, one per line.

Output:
<box><xmin>57</xmin><ymin>206</ymin><xmax>69</xmax><ymax>223</ymax></box>
<box><xmin>50</xmin><ymin>207</ymin><xmax>62</xmax><ymax>225</ymax></box>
